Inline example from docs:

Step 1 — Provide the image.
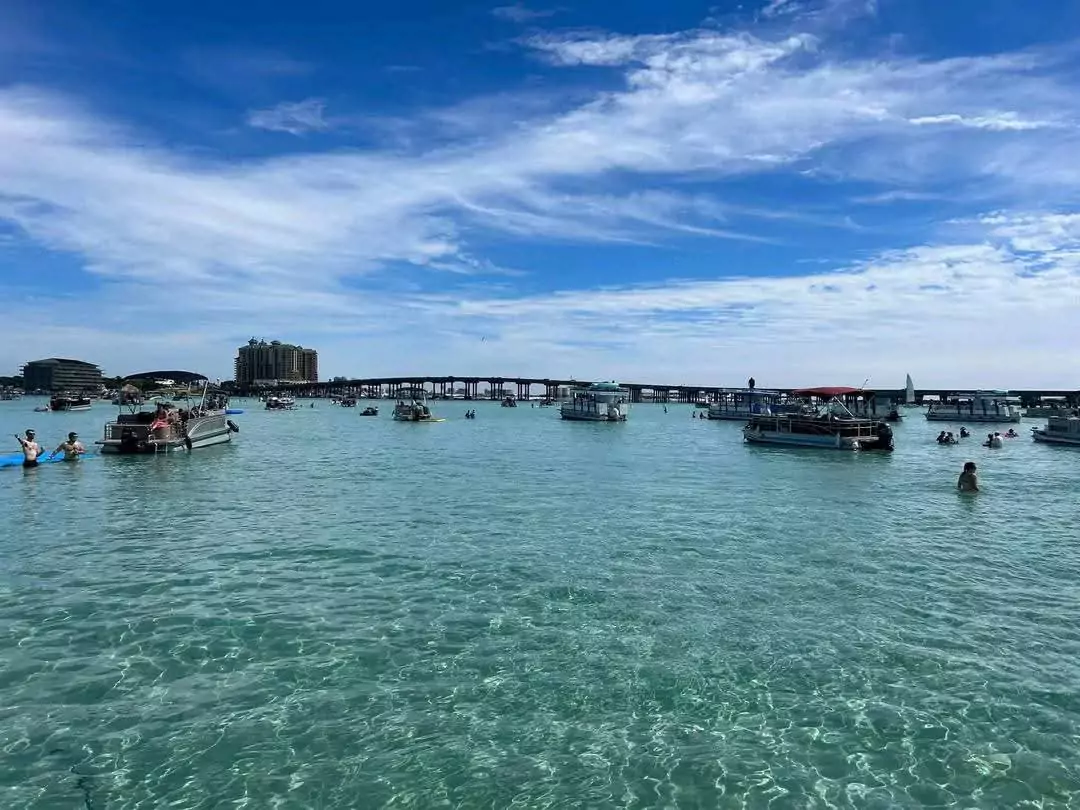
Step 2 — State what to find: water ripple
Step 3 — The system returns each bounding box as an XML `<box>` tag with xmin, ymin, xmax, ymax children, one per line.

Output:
<box><xmin>1</xmin><ymin>400</ymin><xmax>1078</xmax><ymax>808</ymax></box>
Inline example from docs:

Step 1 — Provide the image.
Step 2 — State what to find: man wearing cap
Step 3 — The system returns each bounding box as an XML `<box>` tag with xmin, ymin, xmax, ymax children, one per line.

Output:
<box><xmin>51</xmin><ymin>432</ymin><xmax>86</xmax><ymax>462</ymax></box>
<box><xmin>14</xmin><ymin>429</ymin><xmax>43</xmax><ymax>468</ymax></box>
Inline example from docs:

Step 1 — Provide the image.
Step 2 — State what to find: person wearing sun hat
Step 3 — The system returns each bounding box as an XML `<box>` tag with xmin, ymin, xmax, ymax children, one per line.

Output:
<box><xmin>14</xmin><ymin>429</ymin><xmax>43</xmax><ymax>468</ymax></box>
<box><xmin>50</xmin><ymin>431</ymin><xmax>86</xmax><ymax>462</ymax></box>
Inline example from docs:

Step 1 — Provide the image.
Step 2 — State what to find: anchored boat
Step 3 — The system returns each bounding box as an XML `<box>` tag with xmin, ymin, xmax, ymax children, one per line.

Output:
<box><xmin>743</xmin><ymin>387</ymin><xmax>894</xmax><ymax>451</ymax></box>
<box><xmin>707</xmin><ymin>388</ymin><xmax>789</xmax><ymax>421</ymax></box>
<box><xmin>97</xmin><ymin>374</ymin><xmax>237</xmax><ymax>454</ymax></box>
<box><xmin>560</xmin><ymin>382</ymin><xmax>629</xmax><ymax>422</ymax></box>
<box><xmin>1031</xmin><ymin>416</ymin><xmax>1080</xmax><ymax>446</ymax></box>
<box><xmin>265</xmin><ymin>396</ymin><xmax>297</xmax><ymax>411</ymax></box>
<box><xmin>926</xmin><ymin>391</ymin><xmax>1021</xmax><ymax>423</ymax></box>
<box><xmin>49</xmin><ymin>394</ymin><xmax>92</xmax><ymax>412</ymax></box>
<box><xmin>392</xmin><ymin>389</ymin><xmax>442</xmax><ymax>422</ymax></box>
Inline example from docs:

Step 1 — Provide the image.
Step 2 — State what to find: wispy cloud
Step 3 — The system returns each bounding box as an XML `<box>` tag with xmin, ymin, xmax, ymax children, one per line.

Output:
<box><xmin>491</xmin><ymin>4</ymin><xmax>559</xmax><ymax>23</ymax></box>
<box><xmin>247</xmin><ymin>98</ymin><xmax>329</xmax><ymax>134</ymax></box>
<box><xmin>761</xmin><ymin>0</ymin><xmax>804</xmax><ymax>18</ymax></box>
<box><xmin>2</xmin><ymin>13</ymin><xmax>1080</xmax><ymax>382</ymax></box>
<box><xmin>852</xmin><ymin>190</ymin><xmax>944</xmax><ymax>204</ymax></box>
<box><xmin>908</xmin><ymin>112</ymin><xmax>1056</xmax><ymax>131</ymax></box>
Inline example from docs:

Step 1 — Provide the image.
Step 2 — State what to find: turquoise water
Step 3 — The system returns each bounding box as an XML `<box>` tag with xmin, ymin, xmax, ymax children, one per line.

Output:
<box><xmin>1</xmin><ymin>398</ymin><xmax>1078</xmax><ymax>808</ymax></box>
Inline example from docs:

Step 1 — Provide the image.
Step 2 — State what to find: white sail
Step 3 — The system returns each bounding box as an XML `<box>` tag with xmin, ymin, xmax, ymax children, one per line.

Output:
<box><xmin>904</xmin><ymin>374</ymin><xmax>915</xmax><ymax>405</ymax></box>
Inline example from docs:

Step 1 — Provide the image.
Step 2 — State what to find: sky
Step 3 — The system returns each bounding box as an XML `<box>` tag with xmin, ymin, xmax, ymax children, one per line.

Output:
<box><xmin>2</xmin><ymin>0</ymin><xmax>1080</xmax><ymax>388</ymax></box>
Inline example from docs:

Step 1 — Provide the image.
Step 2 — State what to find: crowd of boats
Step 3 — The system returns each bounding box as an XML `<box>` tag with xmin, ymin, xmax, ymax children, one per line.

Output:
<box><xmin>249</xmin><ymin>378</ymin><xmax>1078</xmax><ymax>452</ymax></box>
<box><xmin>11</xmin><ymin>373</ymin><xmax>1080</xmax><ymax>465</ymax></box>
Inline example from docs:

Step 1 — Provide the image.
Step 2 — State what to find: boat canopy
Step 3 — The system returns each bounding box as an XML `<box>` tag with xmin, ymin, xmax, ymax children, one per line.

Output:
<box><xmin>792</xmin><ymin>386</ymin><xmax>867</xmax><ymax>398</ymax></box>
<box><xmin>587</xmin><ymin>381</ymin><xmax>623</xmax><ymax>391</ymax></box>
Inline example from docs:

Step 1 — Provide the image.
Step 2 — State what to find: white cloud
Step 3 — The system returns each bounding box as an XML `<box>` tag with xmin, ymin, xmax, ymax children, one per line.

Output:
<box><xmin>761</xmin><ymin>0</ymin><xmax>803</xmax><ymax>18</ymax></box>
<box><xmin>976</xmin><ymin>211</ymin><xmax>1080</xmax><ymax>252</ymax></box>
<box><xmin>852</xmin><ymin>190</ymin><xmax>943</xmax><ymax>204</ymax></box>
<box><xmin>1</xmin><ymin>17</ymin><xmax>1080</xmax><ymax>383</ymax></box>
<box><xmin>491</xmin><ymin>4</ymin><xmax>558</xmax><ymax>23</ymax></box>
<box><xmin>247</xmin><ymin>98</ymin><xmax>329</xmax><ymax>134</ymax></box>
<box><xmin>908</xmin><ymin>112</ymin><xmax>1055</xmax><ymax>131</ymax></box>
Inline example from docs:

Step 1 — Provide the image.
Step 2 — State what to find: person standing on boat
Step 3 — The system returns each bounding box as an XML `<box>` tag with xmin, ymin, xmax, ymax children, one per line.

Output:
<box><xmin>957</xmin><ymin>462</ymin><xmax>979</xmax><ymax>492</ymax></box>
<box><xmin>50</xmin><ymin>432</ymin><xmax>85</xmax><ymax>462</ymax></box>
<box><xmin>14</xmin><ymin>429</ymin><xmax>43</xmax><ymax>468</ymax></box>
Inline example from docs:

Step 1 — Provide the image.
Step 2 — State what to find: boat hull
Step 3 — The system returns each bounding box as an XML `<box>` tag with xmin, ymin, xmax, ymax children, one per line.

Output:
<box><xmin>743</xmin><ymin>428</ymin><xmax>861</xmax><ymax>450</ymax></box>
<box><xmin>1031</xmin><ymin>430</ymin><xmax>1080</xmax><ymax>446</ymax></box>
<box><xmin>926</xmin><ymin>412</ymin><xmax>1021</xmax><ymax>423</ymax></box>
<box><xmin>560</xmin><ymin>411</ymin><xmax>626</xmax><ymax>421</ymax></box>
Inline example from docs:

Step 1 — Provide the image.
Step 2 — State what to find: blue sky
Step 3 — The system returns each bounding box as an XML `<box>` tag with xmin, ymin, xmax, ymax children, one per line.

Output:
<box><xmin>2</xmin><ymin>0</ymin><xmax>1080</xmax><ymax>386</ymax></box>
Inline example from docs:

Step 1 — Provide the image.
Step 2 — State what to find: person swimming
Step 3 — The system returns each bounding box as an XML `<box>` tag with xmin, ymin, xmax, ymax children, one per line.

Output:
<box><xmin>957</xmin><ymin>461</ymin><xmax>979</xmax><ymax>492</ymax></box>
<box><xmin>984</xmin><ymin>432</ymin><xmax>1003</xmax><ymax>448</ymax></box>
<box><xmin>959</xmin><ymin>427</ymin><xmax>970</xmax><ymax>438</ymax></box>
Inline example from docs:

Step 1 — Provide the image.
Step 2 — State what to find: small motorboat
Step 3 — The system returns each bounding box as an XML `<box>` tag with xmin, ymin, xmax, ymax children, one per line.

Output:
<box><xmin>361</xmin><ymin>406</ymin><xmax>378</xmax><ymax>416</ymax></box>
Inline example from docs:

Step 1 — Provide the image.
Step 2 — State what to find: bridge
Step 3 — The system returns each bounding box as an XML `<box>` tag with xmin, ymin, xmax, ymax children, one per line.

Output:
<box><xmin>239</xmin><ymin>376</ymin><xmax>1078</xmax><ymax>406</ymax></box>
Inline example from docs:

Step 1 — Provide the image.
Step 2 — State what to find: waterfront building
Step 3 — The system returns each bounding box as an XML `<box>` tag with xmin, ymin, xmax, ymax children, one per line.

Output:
<box><xmin>21</xmin><ymin>357</ymin><xmax>103</xmax><ymax>392</ymax></box>
<box><xmin>234</xmin><ymin>339</ymin><xmax>318</xmax><ymax>386</ymax></box>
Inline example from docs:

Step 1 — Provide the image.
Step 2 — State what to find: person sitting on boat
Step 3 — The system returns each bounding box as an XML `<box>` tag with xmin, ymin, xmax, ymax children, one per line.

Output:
<box><xmin>149</xmin><ymin>412</ymin><xmax>171</xmax><ymax>439</ymax></box>
<box><xmin>957</xmin><ymin>461</ymin><xmax>979</xmax><ymax>492</ymax></box>
<box><xmin>50</xmin><ymin>432</ymin><xmax>85</xmax><ymax>462</ymax></box>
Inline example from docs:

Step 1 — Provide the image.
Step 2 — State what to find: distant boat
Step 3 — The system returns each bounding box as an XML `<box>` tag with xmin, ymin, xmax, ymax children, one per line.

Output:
<box><xmin>903</xmin><ymin>374</ymin><xmax>917</xmax><ymax>407</ymax></box>
<box><xmin>560</xmin><ymin>382</ymin><xmax>629</xmax><ymax>422</ymax></box>
<box><xmin>50</xmin><ymin>394</ymin><xmax>92</xmax><ymax>412</ymax></box>
<box><xmin>926</xmin><ymin>391</ymin><xmax>1022</xmax><ymax>424</ymax></box>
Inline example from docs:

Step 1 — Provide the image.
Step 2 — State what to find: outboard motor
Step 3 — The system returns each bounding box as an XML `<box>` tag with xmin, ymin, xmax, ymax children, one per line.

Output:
<box><xmin>119</xmin><ymin>426</ymin><xmax>140</xmax><ymax>454</ymax></box>
<box><xmin>872</xmin><ymin>421</ymin><xmax>894</xmax><ymax>451</ymax></box>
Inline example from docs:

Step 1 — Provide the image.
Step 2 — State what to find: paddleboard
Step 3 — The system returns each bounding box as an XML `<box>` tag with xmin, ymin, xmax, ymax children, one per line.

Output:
<box><xmin>0</xmin><ymin>452</ymin><xmax>94</xmax><ymax>469</ymax></box>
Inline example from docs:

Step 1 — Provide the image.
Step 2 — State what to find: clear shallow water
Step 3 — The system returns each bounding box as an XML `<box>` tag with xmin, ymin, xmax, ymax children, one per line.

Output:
<box><xmin>1</xmin><ymin>398</ymin><xmax>1078</xmax><ymax>808</ymax></box>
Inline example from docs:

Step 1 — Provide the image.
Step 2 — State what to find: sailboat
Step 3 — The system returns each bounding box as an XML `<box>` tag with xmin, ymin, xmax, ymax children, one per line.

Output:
<box><xmin>902</xmin><ymin>374</ymin><xmax>919</xmax><ymax>408</ymax></box>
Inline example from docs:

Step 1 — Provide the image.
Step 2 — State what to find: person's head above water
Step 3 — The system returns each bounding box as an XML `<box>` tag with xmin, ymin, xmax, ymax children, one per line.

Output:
<box><xmin>68</xmin><ymin>432</ymin><xmax>77</xmax><ymax>440</ymax></box>
<box><xmin>25</xmin><ymin>429</ymin><xmax>34</xmax><ymax>438</ymax></box>
<box><xmin>964</xmin><ymin>461</ymin><xmax>977</xmax><ymax>472</ymax></box>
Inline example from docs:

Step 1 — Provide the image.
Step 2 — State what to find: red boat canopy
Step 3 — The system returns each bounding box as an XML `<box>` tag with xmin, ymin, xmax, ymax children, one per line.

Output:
<box><xmin>792</xmin><ymin>386</ymin><xmax>867</xmax><ymax>398</ymax></box>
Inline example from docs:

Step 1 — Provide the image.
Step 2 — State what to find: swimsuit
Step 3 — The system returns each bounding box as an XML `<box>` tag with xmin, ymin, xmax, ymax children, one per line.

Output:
<box><xmin>23</xmin><ymin>459</ymin><xmax>38</xmax><ymax>468</ymax></box>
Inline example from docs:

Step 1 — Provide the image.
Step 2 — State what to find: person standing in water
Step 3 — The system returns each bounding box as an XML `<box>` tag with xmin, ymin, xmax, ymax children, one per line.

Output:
<box><xmin>957</xmin><ymin>461</ymin><xmax>979</xmax><ymax>492</ymax></box>
<box><xmin>50</xmin><ymin>431</ymin><xmax>85</xmax><ymax>462</ymax></box>
<box><xmin>15</xmin><ymin>429</ymin><xmax>43</xmax><ymax>468</ymax></box>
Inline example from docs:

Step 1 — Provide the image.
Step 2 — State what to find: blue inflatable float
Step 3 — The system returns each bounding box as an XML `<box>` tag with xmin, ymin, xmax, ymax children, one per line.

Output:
<box><xmin>226</xmin><ymin>409</ymin><xmax>244</xmax><ymax>415</ymax></box>
<box><xmin>0</xmin><ymin>451</ymin><xmax>96</xmax><ymax>469</ymax></box>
